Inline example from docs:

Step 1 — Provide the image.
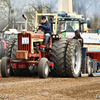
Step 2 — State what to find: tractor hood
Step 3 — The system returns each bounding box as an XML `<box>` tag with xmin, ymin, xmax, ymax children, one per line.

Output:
<box><xmin>18</xmin><ymin>32</ymin><xmax>44</xmax><ymax>42</ymax></box>
<box><xmin>31</xmin><ymin>32</ymin><xmax>44</xmax><ymax>42</ymax></box>
<box><xmin>17</xmin><ymin>32</ymin><xmax>44</xmax><ymax>53</ymax></box>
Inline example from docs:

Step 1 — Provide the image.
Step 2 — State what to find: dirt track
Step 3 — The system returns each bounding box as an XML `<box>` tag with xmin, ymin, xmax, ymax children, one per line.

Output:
<box><xmin>0</xmin><ymin>61</ymin><xmax>100</xmax><ymax>100</ymax></box>
<box><xmin>0</xmin><ymin>76</ymin><xmax>100</xmax><ymax>100</ymax></box>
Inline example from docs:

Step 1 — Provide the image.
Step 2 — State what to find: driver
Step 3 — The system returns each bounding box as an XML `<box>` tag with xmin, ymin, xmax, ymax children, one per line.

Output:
<box><xmin>38</xmin><ymin>16</ymin><xmax>51</xmax><ymax>45</ymax></box>
<box><xmin>66</xmin><ymin>22</ymin><xmax>74</xmax><ymax>32</ymax></box>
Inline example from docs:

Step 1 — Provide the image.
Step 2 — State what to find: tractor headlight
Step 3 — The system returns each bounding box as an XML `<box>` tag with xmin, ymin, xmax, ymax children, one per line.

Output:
<box><xmin>56</xmin><ymin>35</ymin><xmax>58</xmax><ymax>38</ymax></box>
<box><xmin>53</xmin><ymin>36</ymin><xmax>55</xmax><ymax>38</ymax></box>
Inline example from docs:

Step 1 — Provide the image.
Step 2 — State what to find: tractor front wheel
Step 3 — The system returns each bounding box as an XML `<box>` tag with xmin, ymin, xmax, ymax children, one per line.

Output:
<box><xmin>1</xmin><ymin>57</ymin><xmax>10</xmax><ymax>77</ymax></box>
<box><xmin>38</xmin><ymin>58</ymin><xmax>49</xmax><ymax>78</ymax></box>
<box><xmin>86</xmin><ymin>56</ymin><xmax>92</xmax><ymax>76</ymax></box>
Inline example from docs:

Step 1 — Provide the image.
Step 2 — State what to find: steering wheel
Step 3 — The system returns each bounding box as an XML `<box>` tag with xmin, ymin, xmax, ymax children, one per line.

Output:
<box><xmin>38</xmin><ymin>26</ymin><xmax>44</xmax><ymax>32</ymax></box>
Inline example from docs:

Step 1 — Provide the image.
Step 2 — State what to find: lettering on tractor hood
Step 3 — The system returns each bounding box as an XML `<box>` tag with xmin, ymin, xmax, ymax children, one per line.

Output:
<box><xmin>65</xmin><ymin>32</ymin><xmax>100</xmax><ymax>44</ymax></box>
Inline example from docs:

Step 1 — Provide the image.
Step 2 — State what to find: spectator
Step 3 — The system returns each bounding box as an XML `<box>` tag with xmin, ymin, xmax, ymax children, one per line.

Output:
<box><xmin>73</xmin><ymin>30</ymin><xmax>83</xmax><ymax>47</ymax></box>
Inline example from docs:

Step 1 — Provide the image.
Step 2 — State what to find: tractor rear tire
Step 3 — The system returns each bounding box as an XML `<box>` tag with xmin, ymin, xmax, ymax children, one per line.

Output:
<box><xmin>0</xmin><ymin>42</ymin><xmax>2</xmax><ymax>59</ymax></box>
<box><xmin>38</xmin><ymin>58</ymin><xmax>49</xmax><ymax>78</ymax></box>
<box><xmin>66</xmin><ymin>39</ymin><xmax>82</xmax><ymax>78</ymax></box>
<box><xmin>0</xmin><ymin>41</ymin><xmax>5</xmax><ymax>59</ymax></box>
<box><xmin>5</xmin><ymin>38</ymin><xmax>17</xmax><ymax>76</ymax></box>
<box><xmin>1</xmin><ymin>57</ymin><xmax>10</xmax><ymax>77</ymax></box>
<box><xmin>11</xmin><ymin>40</ymin><xmax>17</xmax><ymax>60</ymax></box>
<box><xmin>5</xmin><ymin>38</ymin><xmax>16</xmax><ymax>58</ymax></box>
<box><xmin>50</xmin><ymin>38</ymin><xmax>70</xmax><ymax>77</ymax></box>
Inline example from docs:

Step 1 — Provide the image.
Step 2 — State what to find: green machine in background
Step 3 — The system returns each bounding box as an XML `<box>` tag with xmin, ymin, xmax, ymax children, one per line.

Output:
<box><xmin>55</xmin><ymin>11</ymin><xmax>86</xmax><ymax>37</ymax></box>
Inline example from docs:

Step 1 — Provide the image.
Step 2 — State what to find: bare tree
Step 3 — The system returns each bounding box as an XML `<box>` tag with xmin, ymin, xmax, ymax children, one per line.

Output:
<box><xmin>23</xmin><ymin>0</ymin><xmax>58</xmax><ymax>29</ymax></box>
<box><xmin>0</xmin><ymin>0</ymin><xmax>58</xmax><ymax>30</ymax></box>
<box><xmin>89</xmin><ymin>14</ymin><xmax>100</xmax><ymax>33</ymax></box>
<box><xmin>0</xmin><ymin>0</ymin><xmax>25</xmax><ymax>30</ymax></box>
<box><xmin>0</xmin><ymin>0</ymin><xmax>9</xmax><ymax>20</ymax></box>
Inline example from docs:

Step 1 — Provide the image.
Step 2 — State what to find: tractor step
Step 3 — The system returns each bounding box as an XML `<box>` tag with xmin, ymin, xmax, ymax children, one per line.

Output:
<box><xmin>92</xmin><ymin>73</ymin><xmax>100</xmax><ymax>76</ymax></box>
<box><xmin>81</xmin><ymin>73</ymin><xmax>88</xmax><ymax>77</ymax></box>
<box><xmin>81</xmin><ymin>72</ymin><xmax>100</xmax><ymax>77</ymax></box>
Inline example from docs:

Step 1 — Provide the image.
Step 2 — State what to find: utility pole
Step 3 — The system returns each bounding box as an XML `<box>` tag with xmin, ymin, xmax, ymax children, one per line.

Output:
<box><xmin>8</xmin><ymin>0</ymin><xmax>11</xmax><ymax>29</ymax></box>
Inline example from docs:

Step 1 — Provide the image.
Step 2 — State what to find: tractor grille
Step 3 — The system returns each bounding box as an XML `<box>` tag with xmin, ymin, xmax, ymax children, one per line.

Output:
<box><xmin>18</xmin><ymin>33</ymin><xmax>31</xmax><ymax>53</ymax></box>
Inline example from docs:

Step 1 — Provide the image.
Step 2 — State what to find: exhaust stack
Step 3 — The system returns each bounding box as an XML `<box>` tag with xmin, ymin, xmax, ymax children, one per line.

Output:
<box><xmin>22</xmin><ymin>14</ymin><xmax>27</xmax><ymax>31</ymax></box>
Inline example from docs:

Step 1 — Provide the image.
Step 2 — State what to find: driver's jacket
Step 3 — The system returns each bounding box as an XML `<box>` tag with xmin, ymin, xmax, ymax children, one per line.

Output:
<box><xmin>39</xmin><ymin>20</ymin><xmax>51</xmax><ymax>34</ymax></box>
<box><xmin>73</xmin><ymin>34</ymin><xmax>83</xmax><ymax>47</ymax></box>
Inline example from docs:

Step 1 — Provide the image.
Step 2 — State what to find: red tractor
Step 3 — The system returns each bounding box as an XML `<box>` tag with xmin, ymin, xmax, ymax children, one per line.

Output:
<box><xmin>1</xmin><ymin>13</ymin><xmax>82</xmax><ymax>78</ymax></box>
<box><xmin>0</xmin><ymin>29</ymin><xmax>18</xmax><ymax>59</ymax></box>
